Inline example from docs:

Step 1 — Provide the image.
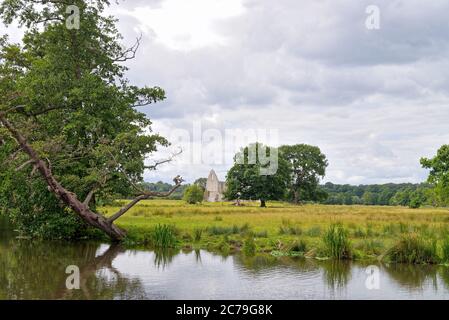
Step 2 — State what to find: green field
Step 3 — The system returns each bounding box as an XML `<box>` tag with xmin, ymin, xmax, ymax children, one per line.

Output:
<box><xmin>100</xmin><ymin>200</ymin><xmax>449</xmax><ymax>262</ymax></box>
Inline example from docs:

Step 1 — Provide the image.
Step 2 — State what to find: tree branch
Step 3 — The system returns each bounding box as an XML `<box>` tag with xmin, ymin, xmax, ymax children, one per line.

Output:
<box><xmin>144</xmin><ymin>148</ymin><xmax>182</xmax><ymax>171</ymax></box>
<box><xmin>113</xmin><ymin>35</ymin><xmax>142</xmax><ymax>62</ymax></box>
<box><xmin>83</xmin><ymin>188</ymin><xmax>96</xmax><ymax>206</ymax></box>
<box><xmin>107</xmin><ymin>179</ymin><xmax>183</xmax><ymax>223</ymax></box>
<box><xmin>0</xmin><ymin>112</ymin><xmax>127</xmax><ymax>241</ymax></box>
<box><xmin>15</xmin><ymin>159</ymin><xmax>35</xmax><ymax>172</ymax></box>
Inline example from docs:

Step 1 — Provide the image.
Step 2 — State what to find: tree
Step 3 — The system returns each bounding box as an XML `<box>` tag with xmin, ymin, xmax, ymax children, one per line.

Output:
<box><xmin>225</xmin><ymin>143</ymin><xmax>290</xmax><ymax>207</ymax></box>
<box><xmin>421</xmin><ymin>145</ymin><xmax>449</xmax><ymax>207</ymax></box>
<box><xmin>279</xmin><ymin>144</ymin><xmax>328</xmax><ymax>204</ymax></box>
<box><xmin>0</xmin><ymin>0</ymin><xmax>183</xmax><ymax>241</ymax></box>
<box><xmin>362</xmin><ymin>191</ymin><xmax>377</xmax><ymax>205</ymax></box>
<box><xmin>194</xmin><ymin>178</ymin><xmax>207</xmax><ymax>191</ymax></box>
<box><xmin>183</xmin><ymin>185</ymin><xmax>204</xmax><ymax>204</ymax></box>
<box><xmin>409</xmin><ymin>188</ymin><xmax>427</xmax><ymax>209</ymax></box>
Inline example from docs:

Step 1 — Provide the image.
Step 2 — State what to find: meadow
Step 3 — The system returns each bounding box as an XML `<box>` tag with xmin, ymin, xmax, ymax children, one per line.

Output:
<box><xmin>100</xmin><ymin>200</ymin><xmax>449</xmax><ymax>264</ymax></box>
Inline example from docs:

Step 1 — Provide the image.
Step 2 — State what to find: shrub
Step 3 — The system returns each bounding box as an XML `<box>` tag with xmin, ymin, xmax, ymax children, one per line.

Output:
<box><xmin>323</xmin><ymin>224</ymin><xmax>352</xmax><ymax>260</ymax></box>
<box><xmin>385</xmin><ymin>233</ymin><xmax>438</xmax><ymax>264</ymax></box>
<box><xmin>183</xmin><ymin>185</ymin><xmax>204</xmax><ymax>204</ymax></box>
<box><xmin>152</xmin><ymin>224</ymin><xmax>178</xmax><ymax>248</ymax></box>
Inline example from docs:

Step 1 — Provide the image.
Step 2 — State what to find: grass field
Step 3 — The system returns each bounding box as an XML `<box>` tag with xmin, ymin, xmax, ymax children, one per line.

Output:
<box><xmin>100</xmin><ymin>200</ymin><xmax>449</xmax><ymax>263</ymax></box>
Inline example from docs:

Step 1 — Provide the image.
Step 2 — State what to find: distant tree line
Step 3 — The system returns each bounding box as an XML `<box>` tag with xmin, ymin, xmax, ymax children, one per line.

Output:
<box><xmin>143</xmin><ymin>143</ymin><xmax>449</xmax><ymax>210</ymax></box>
<box><xmin>141</xmin><ymin>182</ymin><xmax>187</xmax><ymax>200</ymax></box>
<box><xmin>319</xmin><ymin>183</ymin><xmax>434</xmax><ymax>208</ymax></box>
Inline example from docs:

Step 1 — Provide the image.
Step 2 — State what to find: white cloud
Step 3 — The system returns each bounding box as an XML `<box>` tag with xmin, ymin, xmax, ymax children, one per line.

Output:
<box><xmin>4</xmin><ymin>0</ymin><xmax>449</xmax><ymax>185</ymax></box>
<box><xmin>114</xmin><ymin>0</ymin><xmax>245</xmax><ymax>51</ymax></box>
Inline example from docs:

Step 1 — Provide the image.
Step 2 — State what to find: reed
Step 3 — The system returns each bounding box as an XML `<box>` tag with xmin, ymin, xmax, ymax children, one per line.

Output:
<box><xmin>384</xmin><ymin>233</ymin><xmax>438</xmax><ymax>264</ymax></box>
<box><xmin>151</xmin><ymin>224</ymin><xmax>178</xmax><ymax>248</ymax></box>
<box><xmin>323</xmin><ymin>224</ymin><xmax>352</xmax><ymax>260</ymax></box>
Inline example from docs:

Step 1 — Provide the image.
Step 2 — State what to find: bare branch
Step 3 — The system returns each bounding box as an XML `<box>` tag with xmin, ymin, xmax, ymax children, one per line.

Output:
<box><xmin>107</xmin><ymin>194</ymin><xmax>149</xmax><ymax>223</ymax></box>
<box><xmin>144</xmin><ymin>148</ymin><xmax>182</xmax><ymax>171</ymax></box>
<box><xmin>83</xmin><ymin>188</ymin><xmax>96</xmax><ymax>207</ymax></box>
<box><xmin>108</xmin><ymin>178</ymin><xmax>183</xmax><ymax>223</ymax></box>
<box><xmin>15</xmin><ymin>159</ymin><xmax>35</xmax><ymax>172</ymax></box>
<box><xmin>113</xmin><ymin>35</ymin><xmax>142</xmax><ymax>62</ymax></box>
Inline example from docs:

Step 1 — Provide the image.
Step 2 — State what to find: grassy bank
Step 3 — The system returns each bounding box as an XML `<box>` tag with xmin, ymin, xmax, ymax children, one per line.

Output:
<box><xmin>100</xmin><ymin>200</ymin><xmax>449</xmax><ymax>264</ymax></box>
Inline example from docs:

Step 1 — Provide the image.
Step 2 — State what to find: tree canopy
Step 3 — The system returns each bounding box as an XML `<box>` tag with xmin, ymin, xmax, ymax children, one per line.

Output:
<box><xmin>0</xmin><ymin>0</ymin><xmax>182</xmax><ymax>240</ymax></box>
<box><xmin>279</xmin><ymin>144</ymin><xmax>328</xmax><ymax>204</ymax></box>
<box><xmin>225</xmin><ymin>143</ymin><xmax>290</xmax><ymax>207</ymax></box>
<box><xmin>421</xmin><ymin>145</ymin><xmax>449</xmax><ymax>207</ymax></box>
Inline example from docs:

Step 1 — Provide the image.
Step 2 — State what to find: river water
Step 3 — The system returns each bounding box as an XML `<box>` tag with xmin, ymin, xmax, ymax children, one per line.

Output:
<box><xmin>1</xmin><ymin>217</ymin><xmax>449</xmax><ymax>300</ymax></box>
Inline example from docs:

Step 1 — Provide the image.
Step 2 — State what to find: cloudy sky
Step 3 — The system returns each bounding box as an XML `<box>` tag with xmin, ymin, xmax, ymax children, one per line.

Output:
<box><xmin>4</xmin><ymin>0</ymin><xmax>449</xmax><ymax>185</ymax></box>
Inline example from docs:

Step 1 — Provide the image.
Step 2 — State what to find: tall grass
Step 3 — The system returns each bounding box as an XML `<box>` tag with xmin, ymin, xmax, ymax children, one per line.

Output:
<box><xmin>208</xmin><ymin>224</ymin><xmax>250</xmax><ymax>236</ymax></box>
<box><xmin>151</xmin><ymin>224</ymin><xmax>178</xmax><ymax>248</ymax></box>
<box><xmin>243</xmin><ymin>236</ymin><xmax>256</xmax><ymax>256</ymax></box>
<box><xmin>385</xmin><ymin>233</ymin><xmax>438</xmax><ymax>264</ymax></box>
<box><xmin>441</xmin><ymin>237</ymin><xmax>449</xmax><ymax>263</ymax></box>
<box><xmin>194</xmin><ymin>228</ymin><xmax>203</xmax><ymax>242</ymax></box>
<box><xmin>323</xmin><ymin>224</ymin><xmax>352</xmax><ymax>260</ymax></box>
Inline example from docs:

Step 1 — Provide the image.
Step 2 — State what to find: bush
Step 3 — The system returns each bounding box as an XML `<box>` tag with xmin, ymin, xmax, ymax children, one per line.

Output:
<box><xmin>323</xmin><ymin>224</ymin><xmax>352</xmax><ymax>260</ymax></box>
<box><xmin>385</xmin><ymin>233</ymin><xmax>438</xmax><ymax>264</ymax></box>
<box><xmin>183</xmin><ymin>185</ymin><xmax>204</xmax><ymax>204</ymax></box>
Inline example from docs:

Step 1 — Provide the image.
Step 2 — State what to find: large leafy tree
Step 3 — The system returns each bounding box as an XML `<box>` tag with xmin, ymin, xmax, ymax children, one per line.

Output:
<box><xmin>279</xmin><ymin>144</ymin><xmax>328</xmax><ymax>204</ymax></box>
<box><xmin>0</xmin><ymin>0</ymin><xmax>182</xmax><ymax>240</ymax></box>
<box><xmin>225</xmin><ymin>143</ymin><xmax>290</xmax><ymax>207</ymax></box>
<box><xmin>421</xmin><ymin>145</ymin><xmax>449</xmax><ymax>207</ymax></box>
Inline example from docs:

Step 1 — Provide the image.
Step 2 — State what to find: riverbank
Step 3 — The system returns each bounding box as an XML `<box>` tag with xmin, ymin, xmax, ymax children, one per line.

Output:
<box><xmin>100</xmin><ymin>200</ymin><xmax>449</xmax><ymax>264</ymax></box>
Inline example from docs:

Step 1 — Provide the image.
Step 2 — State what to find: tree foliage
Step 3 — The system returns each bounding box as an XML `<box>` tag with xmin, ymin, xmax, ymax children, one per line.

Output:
<box><xmin>0</xmin><ymin>0</ymin><xmax>177</xmax><ymax>239</ymax></box>
<box><xmin>183</xmin><ymin>185</ymin><xmax>204</xmax><ymax>204</ymax></box>
<box><xmin>421</xmin><ymin>145</ymin><xmax>449</xmax><ymax>207</ymax></box>
<box><xmin>321</xmin><ymin>182</ymin><xmax>433</xmax><ymax>208</ymax></box>
<box><xmin>225</xmin><ymin>143</ymin><xmax>290</xmax><ymax>207</ymax></box>
<box><xmin>279</xmin><ymin>144</ymin><xmax>328</xmax><ymax>204</ymax></box>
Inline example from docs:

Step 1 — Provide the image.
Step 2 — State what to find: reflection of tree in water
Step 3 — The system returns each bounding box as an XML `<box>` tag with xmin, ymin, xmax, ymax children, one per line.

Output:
<box><xmin>322</xmin><ymin>260</ymin><xmax>352</xmax><ymax>290</ymax></box>
<box><xmin>0</xmin><ymin>239</ymin><xmax>146</xmax><ymax>299</ymax></box>
<box><xmin>383</xmin><ymin>263</ymin><xmax>438</xmax><ymax>290</ymax></box>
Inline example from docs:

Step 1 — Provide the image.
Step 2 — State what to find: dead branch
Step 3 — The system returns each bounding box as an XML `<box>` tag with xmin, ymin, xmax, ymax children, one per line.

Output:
<box><xmin>113</xmin><ymin>35</ymin><xmax>142</xmax><ymax>62</ymax></box>
<box><xmin>144</xmin><ymin>148</ymin><xmax>183</xmax><ymax>171</ymax></box>
<box><xmin>107</xmin><ymin>178</ymin><xmax>183</xmax><ymax>223</ymax></box>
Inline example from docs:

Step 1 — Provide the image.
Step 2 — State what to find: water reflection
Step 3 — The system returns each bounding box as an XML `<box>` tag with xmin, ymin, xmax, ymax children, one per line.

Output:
<box><xmin>2</xmin><ymin>218</ymin><xmax>449</xmax><ymax>300</ymax></box>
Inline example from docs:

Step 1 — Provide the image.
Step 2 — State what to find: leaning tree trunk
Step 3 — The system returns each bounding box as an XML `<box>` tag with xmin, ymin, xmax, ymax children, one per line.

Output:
<box><xmin>0</xmin><ymin>113</ymin><xmax>181</xmax><ymax>241</ymax></box>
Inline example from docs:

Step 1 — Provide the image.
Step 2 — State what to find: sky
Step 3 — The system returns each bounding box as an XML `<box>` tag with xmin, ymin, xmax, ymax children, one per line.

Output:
<box><xmin>3</xmin><ymin>0</ymin><xmax>449</xmax><ymax>185</ymax></box>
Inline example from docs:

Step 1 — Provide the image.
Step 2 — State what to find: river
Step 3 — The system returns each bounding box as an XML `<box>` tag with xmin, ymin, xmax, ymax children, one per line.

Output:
<box><xmin>1</xmin><ymin>217</ymin><xmax>449</xmax><ymax>300</ymax></box>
